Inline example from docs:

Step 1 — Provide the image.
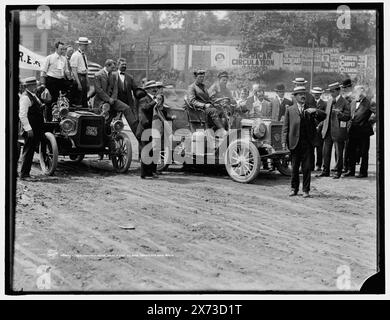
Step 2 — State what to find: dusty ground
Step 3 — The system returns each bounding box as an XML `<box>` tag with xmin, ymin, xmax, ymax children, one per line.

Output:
<box><xmin>12</xmin><ymin>132</ymin><xmax>377</xmax><ymax>292</ymax></box>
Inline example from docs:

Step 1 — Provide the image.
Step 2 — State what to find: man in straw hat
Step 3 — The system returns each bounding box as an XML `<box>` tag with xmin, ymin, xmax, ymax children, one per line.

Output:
<box><xmin>292</xmin><ymin>77</ymin><xmax>316</xmax><ymax>108</ymax></box>
<box><xmin>282</xmin><ymin>86</ymin><xmax>326</xmax><ymax>198</ymax></box>
<box><xmin>18</xmin><ymin>77</ymin><xmax>45</xmax><ymax>180</ymax></box>
<box><xmin>271</xmin><ymin>83</ymin><xmax>293</xmax><ymax>121</ymax></box>
<box><xmin>317</xmin><ymin>82</ymin><xmax>351</xmax><ymax>179</ymax></box>
<box><xmin>70</xmin><ymin>37</ymin><xmax>92</xmax><ymax>108</ymax></box>
<box><xmin>310</xmin><ymin>86</ymin><xmax>327</xmax><ymax>171</ymax></box>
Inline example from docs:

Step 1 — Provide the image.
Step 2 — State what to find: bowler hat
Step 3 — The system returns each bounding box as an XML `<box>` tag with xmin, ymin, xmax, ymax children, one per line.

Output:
<box><xmin>341</xmin><ymin>78</ymin><xmax>352</xmax><ymax>88</ymax></box>
<box><xmin>292</xmin><ymin>77</ymin><xmax>308</xmax><ymax>84</ymax></box>
<box><xmin>292</xmin><ymin>86</ymin><xmax>306</xmax><ymax>95</ymax></box>
<box><xmin>325</xmin><ymin>82</ymin><xmax>341</xmax><ymax>91</ymax></box>
<box><xmin>274</xmin><ymin>83</ymin><xmax>286</xmax><ymax>92</ymax></box>
<box><xmin>75</xmin><ymin>37</ymin><xmax>92</xmax><ymax>44</ymax></box>
<box><xmin>217</xmin><ymin>71</ymin><xmax>229</xmax><ymax>78</ymax></box>
<box><xmin>22</xmin><ymin>76</ymin><xmax>38</xmax><ymax>86</ymax></box>
<box><xmin>311</xmin><ymin>86</ymin><xmax>324</xmax><ymax>94</ymax></box>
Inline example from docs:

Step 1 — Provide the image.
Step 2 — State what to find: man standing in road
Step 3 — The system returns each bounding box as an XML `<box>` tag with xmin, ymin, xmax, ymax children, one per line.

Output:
<box><xmin>291</xmin><ymin>77</ymin><xmax>316</xmax><ymax>108</ymax></box>
<box><xmin>18</xmin><ymin>77</ymin><xmax>45</xmax><ymax>180</ymax></box>
<box><xmin>70</xmin><ymin>37</ymin><xmax>91</xmax><ymax>108</ymax></box>
<box><xmin>317</xmin><ymin>82</ymin><xmax>351</xmax><ymax>179</ymax></box>
<box><xmin>282</xmin><ymin>86</ymin><xmax>326</xmax><ymax>198</ymax></box>
<box><xmin>311</xmin><ymin>87</ymin><xmax>327</xmax><ymax>171</ymax></box>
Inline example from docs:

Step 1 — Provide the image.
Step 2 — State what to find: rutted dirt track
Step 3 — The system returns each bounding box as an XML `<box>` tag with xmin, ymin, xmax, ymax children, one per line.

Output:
<box><xmin>13</xmin><ymin>132</ymin><xmax>377</xmax><ymax>291</ymax></box>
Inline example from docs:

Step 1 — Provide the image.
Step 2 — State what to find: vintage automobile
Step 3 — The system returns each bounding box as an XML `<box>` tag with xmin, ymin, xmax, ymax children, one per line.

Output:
<box><xmin>18</xmin><ymin>93</ymin><xmax>132</xmax><ymax>175</ymax></box>
<box><xmin>155</xmin><ymin>90</ymin><xmax>292</xmax><ymax>183</ymax></box>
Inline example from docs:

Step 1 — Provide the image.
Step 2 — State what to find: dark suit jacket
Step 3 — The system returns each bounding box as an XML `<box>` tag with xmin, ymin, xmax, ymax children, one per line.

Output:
<box><xmin>136</xmin><ymin>93</ymin><xmax>156</xmax><ymax>141</ymax></box>
<box><xmin>115</xmin><ymin>71</ymin><xmax>137</xmax><ymax>106</ymax></box>
<box><xmin>348</xmin><ymin>97</ymin><xmax>376</xmax><ymax>137</ymax></box>
<box><xmin>321</xmin><ymin>96</ymin><xmax>351</xmax><ymax>142</ymax></box>
<box><xmin>187</xmin><ymin>82</ymin><xmax>210</xmax><ymax>109</ymax></box>
<box><xmin>313</xmin><ymin>98</ymin><xmax>327</xmax><ymax>145</ymax></box>
<box><xmin>271</xmin><ymin>97</ymin><xmax>293</xmax><ymax>121</ymax></box>
<box><xmin>282</xmin><ymin>103</ymin><xmax>326</xmax><ymax>150</ymax></box>
<box><xmin>93</xmin><ymin>69</ymin><xmax>118</xmax><ymax>109</ymax></box>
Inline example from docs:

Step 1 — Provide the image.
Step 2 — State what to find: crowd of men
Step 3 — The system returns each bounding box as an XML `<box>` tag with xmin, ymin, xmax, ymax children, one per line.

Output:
<box><xmin>18</xmin><ymin>36</ymin><xmax>377</xmax><ymax>197</ymax></box>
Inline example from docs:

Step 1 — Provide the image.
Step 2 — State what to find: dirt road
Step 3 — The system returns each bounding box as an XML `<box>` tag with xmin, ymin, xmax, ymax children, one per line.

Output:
<box><xmin>12</xmin><ymin>133</ymin><xmax>377</xmax><ymax>292</ymax></box>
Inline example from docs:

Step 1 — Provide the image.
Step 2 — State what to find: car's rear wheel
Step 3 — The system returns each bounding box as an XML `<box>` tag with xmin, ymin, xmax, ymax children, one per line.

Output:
<box><xmin>111</xmin><ymin>132</ymin><xmax>132</xmax><ymax>173</ymax></box>
<box><xmin>225</xmin><ymin>139</ymin><xmax>260</xmax><ymax>183</ymax></box>
<box><xmin>274</xmin><ymin>153</ymin><xmax>292</xmax><ymax>176</ymax></box>
<box><xmin>69</xmin><ymin>154</ymin><xmax>85</xmax><ymax>163</ymax></box>
<box><xmin>39</xmin><ymin>132</ymin><xmax>58</xmax><ymax>175</ymax></box>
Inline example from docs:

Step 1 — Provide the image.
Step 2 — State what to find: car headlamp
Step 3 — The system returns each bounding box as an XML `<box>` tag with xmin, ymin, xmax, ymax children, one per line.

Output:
<box><xmin>252</xmin><ymin>120</ymin><xmax>267</xmax><ymax>139</ymax></box>
<box><xmin>59</xmin><ymin>106</ymin><xmax>69</xmax><ymax>118</ymax></box>
<box><xmin>111</xmin><ymin>120</ymin><xmax>124</xmax><ymax>132</ymax></box>
<box><xmin>60</xmin><ymin>118</ymin><xmax>76</xmax><ymax>134</ymax></box>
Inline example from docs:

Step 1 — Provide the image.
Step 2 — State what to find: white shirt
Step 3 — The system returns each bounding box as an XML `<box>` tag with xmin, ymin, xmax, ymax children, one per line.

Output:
<box><xmin>41</xmin><ymin>52</ymin><xmax>67</xmax><ymax>79</ymax></box>
<box><xmin>70</xmin><ymin>50</ymin><xmax>88</xmax><ymax>74</ymax></box>
<box><xmin>118</xmin><ymin>72</ymin><xmax>125</xmax><ymax>83</ymax></box>
<box><xmin>335</xmin><ymin>94</ymin><xmax>341</xmax><ymax>103</ymax></box>
<box><xmin>19</xmin><ymin>90</ymin><xmax>39</xmax><ymax>131</ymax></box>
<box><xmin>297</xmin><ymin>102</ymin><xmax>304</xmax><ymax>114</ymax></box>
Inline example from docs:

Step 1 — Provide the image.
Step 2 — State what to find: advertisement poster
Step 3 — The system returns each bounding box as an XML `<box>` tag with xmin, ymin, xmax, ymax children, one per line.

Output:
<box><xmin>211</xmin><ymin>45</ymin><xmax>230</xmax><ymax>69</ymax></box>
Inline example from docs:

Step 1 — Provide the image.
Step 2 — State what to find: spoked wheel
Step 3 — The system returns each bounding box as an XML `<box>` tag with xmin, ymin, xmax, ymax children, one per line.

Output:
<box><xmin>39</xmin><ymin>132</ymin><xmax>59</xmax><ymax>175</ymax></box>
<box><xmin>69</xmin><ymin>154</ymin><xmax>85</xmax><ymax>163</ymax></box>
<box><xmin>225</xmin><ymin>139</ymin><xmax>260</xmax><ymax>183</ymax></box>
<box><xmin>274</xmin><ymin>153</ymin><xmax>292</xmax><ymax>176</ymax></box>
<box><xmin>111</xmin><ymin>132</ymin><xmax>132</xmax><ymax>173</ymax></box>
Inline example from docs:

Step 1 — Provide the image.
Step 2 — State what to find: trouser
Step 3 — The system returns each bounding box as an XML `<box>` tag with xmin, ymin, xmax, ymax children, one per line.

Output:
<box><xmin>73</xmin><ymin>74</ymin><xmax>88</xmax><ymax>108</ymax></box>
<box><xmin>322</xmin><ymin>132</ymin><xmax>345</xmax><ymax>175</ymax></box>
<box><xmin>346</xmin><ymin>135</ymin><xmax>370</xmax><ymax>175</ymax></box>
<box><xmin>290</xmin><ymin>139</ymin><xmax>313</xmax><ymax>193</ymax></box>
<box><xmin>205</xmin><ymin>107</ymin><xmax>225</xmax><ymax>130</ymax></box>
<box><xmin>20</xmin><ymin>131</ymin><xmax>42</xmax><ymax>177</ymax></box>
<box><xmin>139</xmin><ymin>137</ymin><xmax>156</xmax><ymax>177</ymax></box>
<box><xmin>312</xmin><ymin>138</ymin><xmax>324</xmax><ymax>170</ymax></box>
<box><xmin>343</xmin><ymin>139</ymin><xmax>349</xmax><ymax>170</ymax></box>
<box><xmin>112</xmin><ymin>100</ymin><xmax>139</xmax><ymax>140</ymax></box>
<box><xmin>45</xmin><ymin>76</ymin><xmax>65</xmax><ymax>121</ymax></box>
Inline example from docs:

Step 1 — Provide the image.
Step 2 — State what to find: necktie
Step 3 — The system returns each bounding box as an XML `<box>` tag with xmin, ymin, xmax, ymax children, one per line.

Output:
<box><xmin>120</xmin><ymin>72</ymin><xmax>125</xmax><ymax>75</ymax></box>
<box><xmin>81</xmin><ymin>52</ymin><xmax>88</xmax><ymax>70</ymax></box>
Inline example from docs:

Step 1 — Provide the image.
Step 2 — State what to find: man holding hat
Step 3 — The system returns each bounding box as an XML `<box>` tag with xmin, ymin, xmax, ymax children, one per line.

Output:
<box><xmin>282</xmin><ymin>86</ymin><xmax>326</xmax><ymax>198</ymax></box>
<box><xmin>18</xmin><ymin>77</ymin><xmax>45</xmax><ymax>180</ymax></box>
<box><xmin>271</xmin><ymin>83</ymin><xmax>293</xmax><ymax>121</ymax></box>
<box><xmin>208</xmin><ymin>71</ymin><xmax>234</xmax><ymax>101</ymax></box>
<box><xmin>311</xmin><ymin>86</ymin><xmax>327</xmax><ymax>171</ymax></box>
<box><xmin>70</xmin><ymin>37</ymin><xmax>91</xmax><ymax>108</ymax></box>
<box><xmin>292</xmin><ymin>77</ymin><xmax>316</xmax><ymax>108</ymax></box>
<box><xmin>188</xmin><ymin>69</ymin><xmax>226</xmax><ymax>134</ymax></box>
<box><xmin>318</xmin><ymin>82</ymin><xmax>351</xmax><ymax>179</ymax></box>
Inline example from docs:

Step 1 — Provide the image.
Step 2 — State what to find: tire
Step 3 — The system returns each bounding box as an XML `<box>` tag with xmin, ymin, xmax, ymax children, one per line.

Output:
<box><xmin>39</xmin><ymin>132</ymin><xmax>59</xmax><ymax>175</ymax></box>
<box><xmin>69</xmin><ymin>154</ymin><xmax>85</xmax><ymax>163</ymax></box>
<box><xmin>274</xmin><ymin>153</ymin><xmax>292</xmax><ymax>176</ymax></box>
<box><xmin>111</xmin><ymin>132</ymin><xmax>132</xmax><ymax>173</ymax></box>
<box><xmin>224</xmin><ymin>139</ymin><xmax>260</xmax><ymax>183</ymax></box>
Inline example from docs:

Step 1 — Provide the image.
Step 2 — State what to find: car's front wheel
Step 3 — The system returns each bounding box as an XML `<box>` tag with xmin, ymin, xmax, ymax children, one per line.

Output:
<box><xmin>111</xmin><ymin>132</ymin><xmax>132</xmax><ymax>173</ymax></box>
<box><xmin>39</xmin><ymin>132</ymin><xmax>59</xmax><ymax>175</ymax></box>
<box><xmin>274</xmin><ymin>153</ymin><xmax>292</xmax><ymax>176</ymax></box>
<box><xmin>225</xmin><ymin>139</ymin><xmax>260</xmax><ymax>183</ymax></box>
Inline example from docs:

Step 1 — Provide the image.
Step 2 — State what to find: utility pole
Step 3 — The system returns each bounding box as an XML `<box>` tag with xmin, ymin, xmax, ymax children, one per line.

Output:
<box><xmin>146</xmin><ymin>34</ymin><xmax>151</xmax><ymax>80</ymax></box>
<box><xmin>310</xmin><ymin>38</ymin><xmax>315</xmax><ymax>91</ymax></box>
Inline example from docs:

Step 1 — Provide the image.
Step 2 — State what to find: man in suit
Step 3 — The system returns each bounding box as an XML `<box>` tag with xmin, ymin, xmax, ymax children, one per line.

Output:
<box><xmin>187</xmin><ymin>69</ymin><xmax>226</xmax><ymax>136</ymax></box>
<box><xmin>114</xmin><ymin>58</ymin><xmax>139</xmax><ymax>139</ymax></box>
<box><xmin>343</xmin><ymin>85</ymin><xmax>376</xmax><ymax>178</ymax></box>
<box><xmin>246</xmin><ymin>88</ymin><xmax>272</xmax><ymax>118</ymax></box>
<box><xmin>282</xmin><ymin>86</ymin><xmax>326</xmax><ymax>198</ymax></box>
<box><xmin>317</xmin><ymin>82</ymin><xmax>351</xmax><ymax>179</ymax></box>
<box><xmin>135</xmin><ymin>81</ymin><xmax>162</xmax><ymax>179</ymax></box>
<box><xmin>310</xmin><ymin>87</ymin><xmax>327</xmax><ymax>171</ymax></box>
<box><xmin>341</xmin><ymin>78</ymin><xmax>354</xmax><ymax>172</ymax></box>
<box><xmin>93</xmin><ymin>59</ymin><xmax>136</xmax><ymax>131</ymax></box>
<box><xmin>292</xmin><ymin>77</ymin><xmax>316</xmax><ymax>108</ymax></box>
<box><xmin>271</xmin><ymin>83</ymin><xmax>293</xmax><ymax>121</ymax></box>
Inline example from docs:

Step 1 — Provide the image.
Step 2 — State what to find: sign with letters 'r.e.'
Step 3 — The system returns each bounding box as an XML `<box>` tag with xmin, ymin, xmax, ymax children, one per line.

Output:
<box><xmin>19</xmin><ymin>44</ymin><xmax>45</xmax><ymax>71</ymax></box>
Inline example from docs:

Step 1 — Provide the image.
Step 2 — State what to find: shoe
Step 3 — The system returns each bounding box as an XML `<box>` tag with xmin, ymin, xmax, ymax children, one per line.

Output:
<box><xmin>303</xmin><ymin>192</ymin><xmax>310</xmax><ymax>198</ymax></box>
<box><xmin>331</xmin><ymin>167</ymin><xmax>337</xmax><ymax>172</ymax></box>
<box><xmin>289</xmin><ymin>190</ymin><xmax>298</xmax><ymax>196</ymax></box>
<box><xmin>342</xmin><ymin>168</ymin><xmax>348</xmax><ymax>173</ymax></box>
<box><xmin>316</xmin><ymin>172</ymin><xmax>329</xmax><ymax>177</ymax></box>
<box><xmin>20</xmin><ymin>175</ymin><xmax>35</xmax><ymax>181</ymax></box>
<box><xmin>356</xmin><ymin>173</ymin><xmax>368</xmax><ymax>178</ymax></box>
<box><xmin>315</xmin><ymin>166</ymin><xmax>322</xmax><ymax>172</ymax></box>
<box><xmin>342</xmin><ymin>171</ymin><xmax>355</xmax><ymax>177</ymax></box>
<box><xmin>141</xmin><ymin>175</ymin><xmax>146</xmax><ymax>179</ymax></box>
<box><xmin>333</xmin><ymin>173</ymin><xmax>341</xmax><ymax>179</ymax></box>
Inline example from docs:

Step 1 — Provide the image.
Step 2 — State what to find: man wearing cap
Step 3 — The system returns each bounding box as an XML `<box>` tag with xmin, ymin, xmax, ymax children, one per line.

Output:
<box><xmin>70</xmin><ymin>37</ymin><xmax>91</xmax><ymax>108</ymax></box>
<box><xmin>208</xmin><ymin>71</ymin><xmax>234</xmax><ymax>101</ymax></box>
<box><xmin>318</xmin><ymin>82</ymin><xmax>351</xmax><ymax>179</ymax></box>
<box><xmin>282</xmin><ymin>86</ymin><xmax>326</xmax><ymax>198</ymax></box>
<box><xmin>292</xmin><ymin>78</ymin><xmax>316</xmax><ymax>108</ymax></box>
<box><xmin>343</xmin><ymin>85</ymin><xmax>376</xmax><ymax>178</ymax></box>
<box><xmin>341</xmin><ymin>78</ymin><xmax>354</xmax><ymax>172</ymax></box>
<box><xmin>113</xmin><ymin>58</ymin><xmax>139</xmax><ymax>137</ymax></box>
<box><xmin>187</xmin><ymin>70</ymin><xmax>226</xmax><ymax>134</ymax></box>
<box><xmin>18</xmin><ymin>77</ymin><xmax>45</xmax><ymax>180</ymax></box>
<box><xmin>311</xmin><ymin>87</ymin><xmax>327</xmax><ymax>171</ymax></box>
<box><xmin>40</xmin><ymin>41</ymin><xmax>68</xmax><ymax>120</ymax></box>
<box><xmin>271</xmin><ymin>83</ymin><xmax>293</xmax><ymax>121</ymax></box>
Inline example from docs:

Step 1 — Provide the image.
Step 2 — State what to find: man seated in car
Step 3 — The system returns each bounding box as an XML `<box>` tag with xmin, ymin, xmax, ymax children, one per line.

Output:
<box><xmin>187</xmin><ymin>69</ymin><xmax>227</xmax><ymax>136</ymax></box>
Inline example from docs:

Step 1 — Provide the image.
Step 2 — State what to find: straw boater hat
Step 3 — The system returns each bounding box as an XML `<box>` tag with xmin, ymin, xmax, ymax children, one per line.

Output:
<box><xmin>22</xmin><ymin>76</ymin><xmax>38</xmax><ymax>86</ymax></box>
<box><xmin>311</xmin><ymin>87</ymin><xmax>324</xmax><ymax>94</ymax></box>
<box><xmin>292</xmin><ymin>86</ymin><xmax>307</xmax><ymax>95</ymax></box>
<box><xmin>292</xmin><ymin>77</ymin><xmax>308</xmax><ymax>85</ymax></box>
<box><xmin>274</xmin><ymin>83</ymin><xmax>286</xmax><ymax>92</ymax></box>
<box><xmin>75</xmin><ymin>37</ymin><xmax>92</xmax><ymax>44</ymax></box>
<box><xmin>193</xmin><ymin>69</ymin><xmax>206</xmax><ymax>76</ymax></box>
<box><xmin>143</xmin><ymin>80</ymin><xmax>165</xmax><ymax>90</ymax></box>
<box><xmin>325</xmin><ymin>82</ymin><xmax>342</xmax><ymax>91</ymax></box>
